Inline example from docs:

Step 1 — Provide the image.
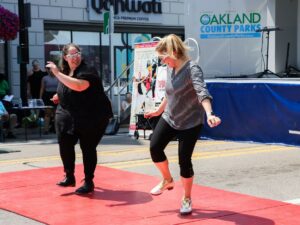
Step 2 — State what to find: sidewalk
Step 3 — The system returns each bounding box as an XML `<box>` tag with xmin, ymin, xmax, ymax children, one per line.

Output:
<box><xmin>0</xmin><ymin>126</ymin><xmax>56</xmax><ymax>144</ymax></box>
<box><xmin>1</xmin><ymin>125</ymin><xmax>130</xmax><ymax>144</ymax></box>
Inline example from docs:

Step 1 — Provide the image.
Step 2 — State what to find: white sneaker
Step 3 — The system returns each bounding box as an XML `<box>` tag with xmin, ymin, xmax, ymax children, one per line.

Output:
<box><xmin>150</xmin><ymin>178</ymin><xmax>174</xmax><ymax>195</ymax></box>
<box><xmin>180</xmin><ymin>197</ymin><xmax>192</xmax><ymax>215</ymax></box>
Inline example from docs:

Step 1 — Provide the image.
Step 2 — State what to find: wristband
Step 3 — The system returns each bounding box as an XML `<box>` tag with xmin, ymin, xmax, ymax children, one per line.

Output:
<box><xmin>207</xmin><ymin>112</ymin><xmax>215</xmax><ymax>116</ymax></box>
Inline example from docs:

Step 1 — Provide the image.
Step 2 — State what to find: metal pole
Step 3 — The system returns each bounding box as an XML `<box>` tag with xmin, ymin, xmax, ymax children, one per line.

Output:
<box><xmin>117</xmin><ymin>80</ymin><xmax>121</xmax><ymax>122</ymax></box>
<box><xmin>265</xmin><ymin>31</ymin><xmax>270</xmax><ymax>72</ymax></box>
<box><xmin>109</xmin><ymin>2</ymin><xmax>114</xmax><ymax>101</ymax></box>
<box><xmin>18</xmin><ymin>0</ymin><xmax>29</xmax><ymax>106</ymax></box>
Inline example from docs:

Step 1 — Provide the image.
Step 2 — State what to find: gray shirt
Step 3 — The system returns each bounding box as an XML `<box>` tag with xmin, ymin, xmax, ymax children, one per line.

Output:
<box><xmin>41</xmin><ymin>74</ymin><xmax>58</xmax><ymax>92</ymax></box>
<box><xmin>162</xmin><ymin>60</ymin><xmax>212</xmax><ymax>130</ymax></box>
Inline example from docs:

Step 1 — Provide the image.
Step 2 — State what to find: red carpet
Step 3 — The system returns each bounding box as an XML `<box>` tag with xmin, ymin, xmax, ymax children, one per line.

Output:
<box><xmin>0</xmin><ymin>165</ymin><xmax>300</xmax><ymax>225</ymax></box>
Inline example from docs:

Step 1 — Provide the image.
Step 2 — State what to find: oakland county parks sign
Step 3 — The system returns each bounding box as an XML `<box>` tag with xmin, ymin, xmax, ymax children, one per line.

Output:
<box><xmin>199</xmin><ymin>12</ymin><xmax>262</xmax><ymax>39</ymax></box>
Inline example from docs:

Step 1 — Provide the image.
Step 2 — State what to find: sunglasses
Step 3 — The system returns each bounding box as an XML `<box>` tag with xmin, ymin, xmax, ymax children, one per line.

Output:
<box><xmin>66</xmin><ymin>52</ymin><xmax>81</xmax><ymax>59</ymax></box>
<box><xmin>157</xmin><ymin>54</ymin><xmax>169</xmax><ymax>61</ymax></box>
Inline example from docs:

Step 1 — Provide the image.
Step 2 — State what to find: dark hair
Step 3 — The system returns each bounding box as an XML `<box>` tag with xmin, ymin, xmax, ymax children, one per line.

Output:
<box><xmin>59</xmin><ymin>43</ymin><xmax>81</xmax><ymax>74</ymax></box>
<box><xmin>32</xmin><ymin>59</ymin><xmax>39</xmax><ymax>66</ymax></box>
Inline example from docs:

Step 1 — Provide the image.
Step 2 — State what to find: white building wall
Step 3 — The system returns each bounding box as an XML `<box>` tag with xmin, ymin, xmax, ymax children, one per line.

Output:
<box><xmin>183</xmin><ymin>0</ymin><xmax>298</xmax><ymax>77</ymax></box>
<box><xmin>275</xmin><ymin>0</ymin><xmax>298</xmax><ymax>73</ymax></box>
<box><xmin>184</xmin><ymin>0</ymin><xmax>270</xmax><ymax>77</ymax></box>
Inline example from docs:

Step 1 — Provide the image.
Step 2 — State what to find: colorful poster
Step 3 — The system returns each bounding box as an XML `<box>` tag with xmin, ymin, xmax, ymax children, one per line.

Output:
<box><xmin>154</xmin><ymin>65</ymin><xmax>167</xmax><ymax>103</ymax></box>
<box><xmin>129</xmin><ymin>41</ymin><xmax>167</xmax><ymax>136</ymax></box>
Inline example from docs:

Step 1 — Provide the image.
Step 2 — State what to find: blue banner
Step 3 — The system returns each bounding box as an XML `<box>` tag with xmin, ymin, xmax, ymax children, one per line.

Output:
<box><xmin>200</xmin><ymin>33</ymin><xmax>261</xmax><ymax>39</ymax></box>
<box><xmin>201</xmin><ymin>81</ymin><xmax>300</xmax><ymax>146</ymax></box>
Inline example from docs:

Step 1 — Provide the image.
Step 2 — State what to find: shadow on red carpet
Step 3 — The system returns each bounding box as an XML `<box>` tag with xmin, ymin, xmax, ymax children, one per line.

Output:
<box><xmin>0</xmin><ymin>165</ymin><xmax>300</xmax><ymax>225</ymax></box>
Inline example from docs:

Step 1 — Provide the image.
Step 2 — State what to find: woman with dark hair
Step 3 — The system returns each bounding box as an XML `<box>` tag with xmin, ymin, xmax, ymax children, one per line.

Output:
<box><xmin>46</xmin><ymin>43</ymin><xmax>113</xmax><ymax>194</ymax></box>
<box><xmin>27</xmin><ymin>59</ymin><xmax>47</xmax><ymax>99</ymax></box>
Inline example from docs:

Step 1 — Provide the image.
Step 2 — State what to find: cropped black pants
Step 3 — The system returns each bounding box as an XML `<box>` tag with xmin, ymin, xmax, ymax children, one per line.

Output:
<box><xmin>150</xmin><ymin>117</ymin><xmax>202</xmax><ymax>178</ymax></box>
<box><xmin>57</xmin><ymin>117</ymin><xmax>109</xmax><ymax>181</ymax></box>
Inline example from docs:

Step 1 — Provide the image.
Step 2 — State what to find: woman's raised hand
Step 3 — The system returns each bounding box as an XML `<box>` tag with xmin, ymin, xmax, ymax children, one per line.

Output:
<box><xmin>50</xmin><ymin>93</ymin><xmax>59</xmax><ymax>104</ymax></box>
<box><xmin>46</xmin><ymin>61</ymin><xmax>59</xmax><ymax>76</ymax></box>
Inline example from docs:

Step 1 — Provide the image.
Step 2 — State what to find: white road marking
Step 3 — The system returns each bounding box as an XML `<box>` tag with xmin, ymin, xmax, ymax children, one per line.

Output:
<box><xmin>284</xmin><ymin>198</ymin><xmax>300</xmax><ymax>204</ymax></box>
<box><xmin>289</xmin><ymin>130</ymin><xmax>300</xmax><ymax>135</ymax></box>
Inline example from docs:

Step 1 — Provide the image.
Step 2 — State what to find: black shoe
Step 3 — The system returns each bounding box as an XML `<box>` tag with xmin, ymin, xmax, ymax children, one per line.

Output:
<box><xmin>75</xmin><ymin>180</ymin><xmax>94</xmax><ymax>194</ymax></box>
<box><xmin>49</xmin><ymin>126</ymin><xmax>56</xmax><ymax>133</ymax></box>
<box><xmin>56</xmin><ymin>176</ymin><xmax>76</xmax><ymax>187</ymax></box>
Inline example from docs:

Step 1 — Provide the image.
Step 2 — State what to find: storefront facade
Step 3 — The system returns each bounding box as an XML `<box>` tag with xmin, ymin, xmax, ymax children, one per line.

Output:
<box><xmin>1</xmin><ymin>0</ymin><xmax>299</xmax><ymax>98</ymax></box>
<box><xmin>0</xmin><ymin>0</ymin><xmax>185</xmax><ymax>98</ymax></box>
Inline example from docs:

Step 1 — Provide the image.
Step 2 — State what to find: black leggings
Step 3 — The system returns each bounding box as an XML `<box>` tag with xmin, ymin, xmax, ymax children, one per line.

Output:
<box><xmin>57</xmin><ymin>118</ymin><xmax>109</xmax><ymax>181</ymax></box>
<box><xmin>150</xmin><ymin>117</ymin><xmax>202</xmax><ymax>178</ymax></box>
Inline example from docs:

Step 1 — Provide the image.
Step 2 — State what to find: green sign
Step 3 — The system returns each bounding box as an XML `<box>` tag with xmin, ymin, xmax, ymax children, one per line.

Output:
<box><xmin>103</xmin><ymin>11</ymin><xmax>109</xmax><ymax>34</ymax></box>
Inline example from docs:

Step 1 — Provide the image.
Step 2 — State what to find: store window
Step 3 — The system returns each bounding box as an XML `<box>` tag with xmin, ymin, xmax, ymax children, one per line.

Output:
<box><xmin>101</xmin><ymin>32</ymin><xmax>122</xmax><ymax>87</ymax></box>
<box><xmin>72</xmin><ymin>31</ymin><xmax>100</xmax><ymax>75</ymax></box>
<box><xmin>44</xmin><ymin>30</ymin><xmax>71</xmax><ymax>64</ymax></box>
<box><xmin>44</xmin><ymin>29</ymin><xmax>152</xmax><ymax>93</ymax></box>
<box><xmin>44</xmin><ymin>30</ymin><xmax>101</xmax><ymax>73</ymax></box>
<box><xmin>101</xmin><ymin>32</ymin><xmax>151</xmax><ymax>92</ymax></box>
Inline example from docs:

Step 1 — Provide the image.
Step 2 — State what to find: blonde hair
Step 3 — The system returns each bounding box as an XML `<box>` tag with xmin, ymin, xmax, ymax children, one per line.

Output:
<box><xmin>155</xmin><ymin>34</ymin><xmax>189</xmax><ymax>60</ymax></box>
